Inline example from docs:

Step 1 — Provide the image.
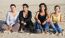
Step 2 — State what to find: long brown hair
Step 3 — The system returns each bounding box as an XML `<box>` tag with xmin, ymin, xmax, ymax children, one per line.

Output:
<box><xmin>39</xmin><ymin>3</ymin><xmax>48</xmax><ymax>16</ymax></box>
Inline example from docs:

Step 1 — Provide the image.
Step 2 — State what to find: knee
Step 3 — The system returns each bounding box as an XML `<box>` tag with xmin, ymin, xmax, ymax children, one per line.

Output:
<box><xmin>2</xmin><ymin>24</ymin><xmax>8</xmax><ymax>30</ymax></box>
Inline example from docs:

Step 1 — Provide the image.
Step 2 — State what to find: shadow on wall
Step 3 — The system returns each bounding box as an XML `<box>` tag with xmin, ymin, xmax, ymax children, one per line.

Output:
<box><xmin>0</xmin><ymin>20</ymin><xmax>5</xmax><ymax>32</ymax></box>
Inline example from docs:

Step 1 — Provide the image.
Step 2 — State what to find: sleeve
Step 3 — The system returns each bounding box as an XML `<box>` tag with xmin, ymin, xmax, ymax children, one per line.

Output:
<box><xmin>25</xmin><ymin>11</ymin><xmax>32</xmax><ymax>22</ymax></box>
<box><xmin>16</xmin><ymin>14</ymin><xmax>20</xmax><ymax>23</ymax></box>
<box><xmin>19</xmin><ymin>11</ymin><xmax>24</xmax><ymax>23</ymax></box>
<box><xmin>6</xmin><ymin>12</ymin><xmax>10</xmax><ymax>25</ymax></box>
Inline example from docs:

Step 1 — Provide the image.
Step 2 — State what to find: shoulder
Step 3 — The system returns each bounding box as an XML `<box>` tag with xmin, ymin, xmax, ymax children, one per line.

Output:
<box><xmin>58</xmin><ymin>13</ymin><xmax>62</xmax><ymax>17</ymax></box>
<box><xmin>50</xmin><ymin>12</ymin><xmax>55</xmax><ymax>17</ymax></box>
<box><xmin>7</xmin><ymin>11</ymin><xmax>11</xmax><ymax>15</ymax></box>
<box><xmin>19</xmin><ymin>10</ymin><xmax>23</xmax><ymax>13</ymax></box>
<box><xmin>16</xmin><ymin>11</ymin><xmax>20</xmax><ymax>16</ymax></box>
<box><xmin>36</xmin><ymin>11</ymin><xmax>39</xmax><ymax>13</ymax></box>
<box><xmin>51</xmin><ymin>12</ymin><xmax>55</xmax><ymax>15</ymax></box>
<box><xmin>28</xmin><ymin>10</ymin><xmax>32</xmax><ymax>13</ymax></box>
<box><xmin>28</xmin><ymin>10</ymin><xmax>32</xmax><ymax>14</ymax></box>
<box><xmin>59</xmin><ymin>12</ymin><xmax>61</xmax><ymax>15</ymax></box>
<box><xmin>19</xmin><ymin>10</ymin><xmax>23</xmax><ymax>14</ymax></box>
<box><xmin>36</xmin><ymin>11</ymin><xmax>40</xmax><ymax>14</ymax></box>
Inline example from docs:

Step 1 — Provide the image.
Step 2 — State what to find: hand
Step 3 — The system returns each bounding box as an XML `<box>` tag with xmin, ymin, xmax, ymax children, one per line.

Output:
<box><xmin>42</xmin><ymin>21</ymin><xmax>46</xmax><ymax>25</ymax></box>
<box><xmin>8</xmin><ymin>25</ymin><xmax>12</xmax><ymax>30</ymax></box>
<box><xmin>37</xmin><ymin>20</ymin><xmax>41</xmax><ymax>24</ymax></box>
<box><xmin>21</xmin><ymin>21</ymin><xmax>24</xmax><ymax>23</ymax></box>
<box><xmin>24</xmin><ymin>22</ymin><xmax>27</xmax><ymax>25</ymax></box>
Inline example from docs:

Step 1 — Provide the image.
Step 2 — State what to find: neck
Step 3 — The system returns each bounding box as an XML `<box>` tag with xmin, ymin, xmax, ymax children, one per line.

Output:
<box><xmin>24</xmin><ymin>10</ymin><xmax>28</xmax><ymax>13</ymax></box>
<box><xmin>55</xmin><ymin>11</ymin><xmax>59</xmax><ymax>14</ymax></box>
<box><xmin>41</xmin><ymin>10</ymin><xmax>45</xmax><ymax>13</ymax></box>
<box><xmin>12</xmin><ymin>10</ymin><xmax>16</xmax><ymax>13</ymax></box>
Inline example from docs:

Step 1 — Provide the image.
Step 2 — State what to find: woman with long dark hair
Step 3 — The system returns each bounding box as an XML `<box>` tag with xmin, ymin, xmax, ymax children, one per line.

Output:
<box><xmin>34</xmin><ymin>3</ymin><xmax>49</xmax><ymax>33</ymax></box>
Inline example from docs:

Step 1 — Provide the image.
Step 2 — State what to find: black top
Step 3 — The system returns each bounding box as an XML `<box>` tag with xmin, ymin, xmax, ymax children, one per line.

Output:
<box><xmin>19</xmin><ymin>10</ymin><xmax>32</xmax><ymax>24</ymax></box>
<box><xmin>38</xmin><ymin>13</ymin><xmax>47</xmax><ymax>23</ymax></box>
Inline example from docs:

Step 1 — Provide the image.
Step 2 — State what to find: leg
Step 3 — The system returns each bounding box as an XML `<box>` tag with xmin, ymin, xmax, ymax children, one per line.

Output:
<box><xmin>2</xmin><ymin>24</ymin><xmax>12</xmax><ymax>32</ymax></box>
<box><xmin>2</xmin><ymin>24</ymin><xmax>9</xmax><ymax>31</ymax></box>
<box><xmin>8</xmin><ymin>25</ymin><xmax>12</xmax><ymax>32</ymax></box>
<box><xmin>34</xmin><ymin>22</ymin><xmax>43</xmax><ymax>33</ymax></box>
<box><xmin>50</xmin><ymin>21</ymin><xmax>57</xmax><ymax>33</ymax></box>
<box><xmin>42</xmin><ymin>22</ymin><xmax>49</xmax><ymax>33</ymax></box>
<box><xmin>27</xmin><ymin>21</ymin><xmax>34</xmax><ymax>32</ymax></box>
<box><xmin>18</xmin><ymin>23</ymin><xmax>24</xmax><ymax>32</ymax></box>
<box><xmin>54</xmin><ymin>23</ymin><xmax>63</xmax><ymax>36</ymax></box>
<box><xmin>12</xmin><ymin>23</ymin><xmax>20</xmax><ymax>32</ymax></box>
<box><xmin>54</xmin><ymin>23</ymin><xmax>62</xmax><ymax>33</ymax></box>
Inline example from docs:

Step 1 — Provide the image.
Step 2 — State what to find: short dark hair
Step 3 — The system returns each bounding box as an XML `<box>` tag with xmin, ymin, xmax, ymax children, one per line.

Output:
<box><xmin>10</xmin><ymin>4</ymin><xmax>16</xmax><ymax>7</ymax></box>
<box><xmin>54</xmin><ymin>5</ymin><xmax>60</xmax><ymax>10</ymax></box>
<box><xmin>22</xmin><ymin>4</ymin><xmax>29</xmax><ymax>8</ymax></box>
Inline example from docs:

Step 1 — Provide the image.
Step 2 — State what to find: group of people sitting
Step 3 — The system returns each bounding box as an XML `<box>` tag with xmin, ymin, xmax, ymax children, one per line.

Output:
<box><xmin>2</xmin><ymin>3</ymin><xmax>63</xmax><ymax>35</ymax></box>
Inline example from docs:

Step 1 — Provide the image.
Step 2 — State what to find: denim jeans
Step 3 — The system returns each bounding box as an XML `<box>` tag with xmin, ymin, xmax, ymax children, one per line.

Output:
<box><xmin>34</xmin><ymin>21</ymin><xmax>49</xmax><ymax>32</ymax></box>
<box><xmin>51</xmin><ymin>23</ymin><xmax>62</xmax><ymax>33</ymax></box>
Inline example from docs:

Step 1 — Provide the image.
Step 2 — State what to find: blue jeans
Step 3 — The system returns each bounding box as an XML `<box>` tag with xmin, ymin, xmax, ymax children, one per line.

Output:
<box><xmin>34</xmin><ymin>22</ymin><xmax>49</xmax><ymax>32</ymax></box>
<box><xmin>52</xmin><ymin>23</ymin><xmax>62</xmax><ymax>33</ymax></box>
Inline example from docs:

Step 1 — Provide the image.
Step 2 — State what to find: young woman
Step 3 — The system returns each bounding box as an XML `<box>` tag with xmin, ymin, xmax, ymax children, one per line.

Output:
<box><xmin>2</xmin><ymin>4</ymin><xmax>19</xmax><ymax>32</ymax></box>
<box><xmin>34</xmin><ymin>3</ymin><xmax>49</xmax><ymax>33</ymax></box>
<box><xmin>18</xmin><ymin>4</ymin><xmax>33</xmax><ymax>32</ymax></box>
<box><xmin>51</xmin><ymin>5</ymin><xmax>63</xmax><ymax>35</ymax></box>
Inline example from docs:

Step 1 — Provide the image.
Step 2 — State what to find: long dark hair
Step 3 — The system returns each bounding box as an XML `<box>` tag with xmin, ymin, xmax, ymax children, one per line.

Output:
<box><xmin>39</xmin><ymin>3</ymin><xmax>48</xmax><ymax>16</ymax></box>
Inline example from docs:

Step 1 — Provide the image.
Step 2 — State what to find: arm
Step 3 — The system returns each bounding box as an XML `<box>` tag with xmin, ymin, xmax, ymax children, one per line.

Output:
<box><xmin>50</xmin><ymin>13</ymin><xmax>55</xmax><ymax>25</ymax></box>
<box><xmin>19</xmin><ymin>11</ymin><xmax>24</xmax><ymax>24</ymax></box>
<box><xmin>60</xmin><ymin>14</ymin><xmax>62</xmax><ymax>22</ymax></box>
<box><xmin>25</xmin><ymin>11</ymin><xmax>32</xmax><ymax>22</ymax></box>
<box><xmin>6</xmin><ymin>12</ymin><xmax>10</xmax><ymax>25</ymax></box>
<box><xmin>35</xmin><ymin>12</ymin><xmax>41</xmax><ymax>24</ymax></box>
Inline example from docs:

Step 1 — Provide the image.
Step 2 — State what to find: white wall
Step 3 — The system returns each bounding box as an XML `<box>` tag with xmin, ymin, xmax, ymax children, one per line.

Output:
<box><xmin>0</xmin><ymin>0</ymin><xmax>65</xmax><ymax>22</ymax></box>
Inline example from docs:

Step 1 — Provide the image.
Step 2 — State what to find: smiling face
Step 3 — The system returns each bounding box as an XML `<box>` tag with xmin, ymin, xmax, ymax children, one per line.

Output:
<box><xmin>39</xmin><ymin>3</ymin><xmax>47</xmax><ymax>13</ymax></box>
<box><xmin>22</xmin><ymin>4</ymin><xmax>29</xmax><ymax>12</ymax></box>
<box><xmin>41</xmin><ymin>5</ymin><xmax>45</xmax><ymax>11</ymax></box>
<box><xmin>10</xmin><ymin>4</ymin><xmax>16</xmax><ymax>12</ymax></box>
<box><xmin>23</xmin><ymin>6</ymin><xmax>28</xmax><ymax>12</ymax></box>
<box><xmin>55</xmin><ymin>7</ymin><xmax>60</xmax><ymax>12</ymax></box>
<box><xmin>10</xmin><ymin>6</ymin><xmax>16</xmax><ymax>12</ymax></box>
<box><xmin>54</xmin><ymin>5</ymin><xmax>60</xmax><ymax>13</ymax></box>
